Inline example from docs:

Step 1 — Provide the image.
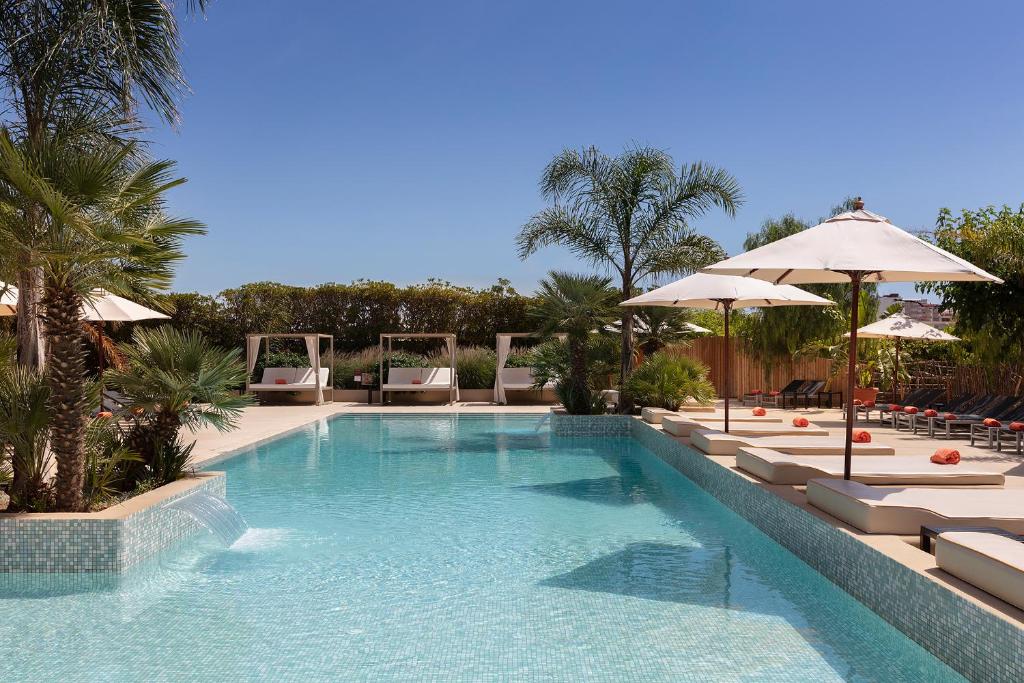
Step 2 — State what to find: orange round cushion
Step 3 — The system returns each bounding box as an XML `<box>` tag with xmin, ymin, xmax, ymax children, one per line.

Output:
<box><xmin>769</xmin><ymin>390</ymin><xmax>780</xmax><ymax>396</ymax></box>
<box><xmin>96</xmin><ymin>411</ymin><xmax>113</xmax><ymax>419</ymax></box>
<box><xmin>750</xmin><ymin>389</ymin><xmax>763</xmax><ymax>395</ymax></box>
<box><xmin>274</xmin><ymin>378</ymin><xmax>288</xmax><ymax>385</ymax></box>
<box><xmin>792</xmin><ymin>417</ymin><xmax>809</xmax><ymax>427</ymax></box>
<box><xmin>924</xmin><ymin>409</ymin><xmax>938</xmax><ymax>418</ymax></box>
<box><xmin>903</xmin><ymin>406</ymin><xmax>919</xmax><ymax>414</ymax></box>
<box><xmin>983</xmin><ymin>418</ymin><xmax>1002</xmax><ymax>427</ymax></box>
<box><xmin>853</xmin><ymin>399</ymin><xmax>862</xmax><ymax>405</ymax></box>
<box><xmin>863</xmin><ymin>401</ymin><xmax>875</xmax><ymax>408</ymax></box>
<box><xmin>888</xmin><ymin>404</ymin><xmax>902</xmax><ymax>412</ymax></box>
<box><xmin>931</xmin><ymin>448</ymin><xmax>960</xmax><ymax>465</ymax></box>
<box><xmin>943</xmin><ymin>413</ymin><xmax>957</xmax><ymax>421</ymax></box>
<box><xmin>1010</xmin><ymin>422</ymin><xmax>1024</xmax><ymax>432</ymax></box>
<box><xmin>752</xmin><ymin>407</ymin><xmax>766</xmax><ymax>416</ymax></box>
<box><xmin>852</xmin><ymin>429</ymin><xmax>871</xmax><ymax>443</ymax></box>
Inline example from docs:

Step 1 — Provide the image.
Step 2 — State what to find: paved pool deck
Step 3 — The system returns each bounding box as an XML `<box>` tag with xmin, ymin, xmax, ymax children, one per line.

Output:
<box><xmin>187</xmin><ymin>400</ymin><xmax>1024</xmax><ymax>635</ymax></box>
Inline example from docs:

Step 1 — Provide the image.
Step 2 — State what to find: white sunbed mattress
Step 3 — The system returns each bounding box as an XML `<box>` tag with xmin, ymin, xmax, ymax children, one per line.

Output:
<box><xmin>689</xmin><ymin>430</ymin><xmax>895</xmax><ymax>456</ymax></box>
<box><xmin>806</xmin><ymin>479</ymin><xmax>1024</xmax><ymax>535</ymax></box>
<box><xmin>736</xmin><ymin>448</ymin><xmax>1005</xmax><ymax>486</ymax></box>
<box><xmin>936</xmin><ymin>531</ymin><xmax>1024</xmax><ymax>610</ymax></box>
<box><xmin>661</xmin><ymin>415</ymin><xmax>783</xmax><ymax>436</ymax></box>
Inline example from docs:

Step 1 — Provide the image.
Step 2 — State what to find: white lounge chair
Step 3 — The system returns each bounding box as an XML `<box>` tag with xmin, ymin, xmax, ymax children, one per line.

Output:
<box><xmin>498</xmin><ymin>367</ymin><xmax>554</xmax><ymax>393</ymax></box>
<box><xmin>249</xmin><ymin>367</ymin><xmax>329</xmax><ymax>391</ymax></box>
<box><xmin>936</xmin><ymin>531</ymin><xmax>1024</xmax><ymax>611</ymax></box>
<box><xmin>736</xmin><ymin>448</ymin><xmax>1005</xmax><ymax>486</ymax></box>
<box><xmin>689</xmin><ymin>429</ymin><xmax>895</xmax><ymax>456</ymax></box>
<box><xmin>661</xmin><ymin>414</ymin><xmax>783</xmax><ymax>436</ymax></box>
<box><xmin>382</xmin><ymin>367</ymin><xmax>457</xmax><ymax>403</ymax></box>
<box><xmin>806</xmin><ymin>479</ymin><xmax>1024</xmax><ymax>535</ymax></box>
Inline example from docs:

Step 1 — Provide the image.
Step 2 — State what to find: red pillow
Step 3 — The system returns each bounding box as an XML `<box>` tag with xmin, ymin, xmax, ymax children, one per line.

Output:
<box><xmin>904</xmin><ymin>406</ymin><xmax>919</xmax><ymax>414</ymax></box>
<box><xmin>888</xmin><ymin>404</ymin><xmax>902</xmax><ymax>412</ymax></box>
<box><xmin>931</xmin><ymin>448</ymin><xmax>960</xmax><ymax>465</ymax></box>
<box><xmin>411</xmin><ymin>378</ymin><xmax>423</xmax><ymax>385</ymax></box>
<box><xmin>863</xmin><ymin>401</ymin><xmax>875</xmax><ymax>408</ymax></box>
<box><xmin>983</xmin><ymin>418</ymin><xmax>1002</xmax><ymax>427</ymax></box>
<box><xmin>96</xmin><ymin>411</ymin><xmax>113</xmax><ymax>419</ymax></box>
<box><xmin>924</xmin><ymin>409</ymin><xmax>938</xmax><ymax>418</ymax></box>
<box><xmin>1010</xmin><ymin>422</ymin><xmax>1024</xmax><ymax>432</ymax></box>
<box><xmin>750</xmin><ymin>389</ymin><xmax>763</xmax><ymax>395</ymax></box>
<box><xmin>274</xmin><ymin>378</ymin><xmax>287</xmax><ymax>385</ymax></box>
<box><xmin>943</xmin><ymin>413</ymin><xmax>957</xmax><ymax>421</ymax></box>
<box><xmin>852</xmin><ymin>429</ymin><xmax>871</xmax><ymax>443</ymax></box>
<box><xmin>769</xmin><ymin>390</ymin><xmax>780</xmax><ymax>396</ymax></box>
<box><xmin>792</xmin><ymin>417</ymin><xmax>809</xmax><ymax>427</ymax></box>
<box><xmin>752</xmin><ymin>407</ymin><xmax>766</xmax><ymax>416</ymax></box>
<box><xmin>853</xmin><ymin>399</ymin><xmax>863</xmax><ymax>406</ymax></box>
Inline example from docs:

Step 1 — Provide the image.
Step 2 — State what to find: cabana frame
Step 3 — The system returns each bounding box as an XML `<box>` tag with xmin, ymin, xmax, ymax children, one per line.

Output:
<box><xmin>379</xmin><ymin>333</ymin><xmax>458</xmax><ymax>405</ymax></box>
<box><xmin>245</xmin><ymin>333</ymin><xmax>334</xmax><ymax>404</ymax></box>
<box><xmin>493</xmin><ymin>332</ymin><xmax>562</xmax><ymax>404</ymax></box>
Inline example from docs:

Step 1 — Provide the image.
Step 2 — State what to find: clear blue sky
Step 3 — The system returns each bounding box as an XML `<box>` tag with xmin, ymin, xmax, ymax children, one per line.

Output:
<box><xmin>150</xmin><ymin>0</ymin><xmax>1024</xmax><ymax>299</ymax></box>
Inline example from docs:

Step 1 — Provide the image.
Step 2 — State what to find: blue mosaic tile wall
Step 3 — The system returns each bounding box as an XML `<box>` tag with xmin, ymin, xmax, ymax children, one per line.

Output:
<box><xmin>0</xmin><ymin>473</ymin><xmax>225</xmax><ymax>573</ymax></box>
<box><xmin>627</xmin><ymin>420</ymin><xmax>1024</xmax><ymax>683</ymax></box>
<box><xmin>550</xmin><ymin>413</ymin><xmax>632</xmax><ymax>437</ymax></box>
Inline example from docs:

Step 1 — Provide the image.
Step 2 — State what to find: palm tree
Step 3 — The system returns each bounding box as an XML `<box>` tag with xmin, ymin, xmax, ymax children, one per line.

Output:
<box><xmin>632</xmin><ymin>307</ymin><xmax>701</xmax><ymax>356</ymax></box>
<box><xmin>0</xmin><ymin>0</ymin><xmax>208</xmax><ymax>368</ymax></box>
<box><xmin>529</xmin><ymin>272</ymin><xmax>619</xmax><ymax>414</ymax></box>
<box><xmin>0</xmin><ymin>365</ymin><xmax>51</xmax><ymax>508</ymax></box>
<box><xmin>0</xmin><ymin>132</ymin><xmax>204</xmax><ymax>510</ymax></box>
<box><xmin>105</xmin><ymin>326</ymin><xmax>250</xmax><ymax>475</ymax></box>
<box><xmin>517</xmin><ymin>146</ymin><xmax>741</xmax><ymax>410</ymax></box>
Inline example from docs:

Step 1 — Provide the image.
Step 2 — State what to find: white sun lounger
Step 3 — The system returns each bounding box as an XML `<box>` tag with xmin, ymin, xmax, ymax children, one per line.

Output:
<box><xmin>249</xmin><ymin>367</ymin><xmax>329</xmax><ymax>391</ymax></box>
<box><xmin>936</xmin><ymin>531</ymin><xmax>1024</xmax><ymax>611</ymax></box>
<box><xmin>382</xmin><ymin>367</ymin><xmax>454</xmax><ymax>391</ymax></box>
<box><xmin>661</xmin><ymin>414</ymin><xmax>783</xmax><ymax>436</ymax></box>
<box><xmin>689</xmin><ymin>429</ymin><xmax>894</xmax><ymax>456</ymax></box>
<box><xmin>736</xmin><ymin>448</ymin><xmax>1005</xmax><ymax>486</ymax></box>
<box><xmin>499</xmin><ymin>367</ymin><xmax>554</xmax><ymax>392</ymax></box>
<box><xmin>806</xmin><ymin>479</ymin><xmax>1024</xmax><ymax>535</ymax></box>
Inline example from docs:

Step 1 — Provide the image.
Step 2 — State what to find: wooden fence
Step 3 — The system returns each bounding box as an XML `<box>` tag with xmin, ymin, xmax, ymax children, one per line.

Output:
<box><xmin>667</xmin><ymin>337</ymin><xmax>845</xmax><ymax>399</ymax></box>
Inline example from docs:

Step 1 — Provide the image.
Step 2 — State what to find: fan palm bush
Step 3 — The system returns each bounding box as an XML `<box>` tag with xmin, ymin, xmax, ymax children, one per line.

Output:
<box><xmin>529</xmin><ymin>272</ymin><xmax>618</xmax><ymax>414</ymax></box>
<box><xmin>0</xmin><ymin>365</ymin><xmax>52</xmax><ymax>509</ymax></box>
<box><xmin>624</xmin><ymin>352</ymin><xmax>715</xmax><ymax>411</ymax></box>
<box><xmin>105</xmin><ymin>326</ymin><xmax>250</xmax><ymax>485</ymax></box>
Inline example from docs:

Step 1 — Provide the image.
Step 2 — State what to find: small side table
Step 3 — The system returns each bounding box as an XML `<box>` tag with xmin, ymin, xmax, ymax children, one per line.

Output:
<box><xmin>360</xmin><ymin>373</ymin><xmax>376</xmax><ymax>405</ymax></box>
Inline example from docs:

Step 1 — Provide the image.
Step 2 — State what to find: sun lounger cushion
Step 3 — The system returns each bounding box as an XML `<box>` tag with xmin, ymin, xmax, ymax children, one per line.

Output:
<box><xmin>689</xmin><ymin>429</ymin><xmax>895</xmax><ymax>456</ymax></box>
<box><xmin>736</xmin><ymin>448</ymin><xmax>1004</xmax><ymax>486</ymax></box>
<box><xmin>936</xmin><ymin>531</ymin><xmax>1024</xmax><ymax>610</ymax></box>
<box><xmin>661</xmin><ymin>414</ymin><xmax>782</xmax><ymax>437</ymax></box>
<box><xmin>250</xmin><ymin>367</ymin><xmax>329</xmax><ymax>391</ymax></box>
<box><xmin>499</xmin><ymin>367</ymin><xmax>553</xmax><ymax>391</ymax></box>
<box><xmin>384</xmin><ymin>367</ymin><xmax>455</xmax><ymax>390</ymax></box>
<box><xmin>806</xmin><ymin>479</ymin><xmax>1024</xmax><ymax>535</ymax></box>
<box><xmin>641</xmin><ymin>407</ymin><xmax>675</xmax><ymax>425</ymax></box>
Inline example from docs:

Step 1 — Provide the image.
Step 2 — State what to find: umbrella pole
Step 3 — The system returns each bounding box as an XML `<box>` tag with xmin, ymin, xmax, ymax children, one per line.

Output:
<box><xmin>723</xmin><ymin>301</ymin><xmax>732</xmax><ymax>433</ymax></box>
<box><xmin>844</xmin><ymin>274</ymin><xmax>862</xmax><ymax>480</ymax></box>
<box><xmin>894</xmin><ymin>337</ymin><xmax>901</xmax><ymax>402</ymax></box>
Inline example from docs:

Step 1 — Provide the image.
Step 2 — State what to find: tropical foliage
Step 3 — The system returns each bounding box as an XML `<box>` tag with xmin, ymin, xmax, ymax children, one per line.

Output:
<box><xmin>630</xmin><ymin>307</ymin><xmax>703</xmax><ymax>355</ymax></box>
<box><xmin>624</xmin><ymin>352</ymin><xmax>715</xmax><ymax>411</ymax></box>
<box><xmin>517</xmin><ymin>146</ymin><xmax>739</xmax><ymax>408</ymax></box>
<box><xmin>528</xmin><ymin>272</ymin><xmax>619</xmax><ymax>414</ymax></box>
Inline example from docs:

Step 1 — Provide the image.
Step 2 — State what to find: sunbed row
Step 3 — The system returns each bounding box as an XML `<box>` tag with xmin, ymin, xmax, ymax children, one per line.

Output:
<box><xmin>643</xmin><ymin>407</ymin><xmax>1024</xmax><ymax>612</ymax></box>
<box><xmin>741</xmin><ymin>379</ymin><xmax>843</xmax><ymax>409</ymax></box>
<box><xmin>857</xmin><ymin>389</ymin><xmax>1024</xmax><ymax>454</ymax></box>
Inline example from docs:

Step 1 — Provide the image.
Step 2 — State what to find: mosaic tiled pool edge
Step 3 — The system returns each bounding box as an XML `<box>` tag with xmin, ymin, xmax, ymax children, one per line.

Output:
<box><xmin>0</xmin><ymin>473</ymin><xmax>226</xmax><ymax>572</ymax></box>
<box><xmin>559</xmin><ymin>416</ymin><xmax>1024</xmax><ymax>683</ymax></box>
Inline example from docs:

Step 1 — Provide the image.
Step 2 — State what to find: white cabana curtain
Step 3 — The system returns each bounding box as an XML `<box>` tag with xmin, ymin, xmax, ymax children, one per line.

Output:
<box><xmin>305</xmin><ymin>335</ymin><xmax>324</xmax><ymax>405</ymax></box>
<box><xmin>445</xmin><ymin>335</ymin><xmax>460</xmax><ymax>401</ymax></box>
<box><xmin>246</xmin><ymin>335</ymin><xmax>263</xmax><ymax>376</ymax></box>
<box><xmin>494</xmin><ymin>334</ymin><xmax>512</xmax><ymax>404</ymax></box>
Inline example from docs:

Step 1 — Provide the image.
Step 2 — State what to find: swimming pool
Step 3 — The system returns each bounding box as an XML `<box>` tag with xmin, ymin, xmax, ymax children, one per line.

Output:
<box><xmin>0</xmin><ymin>414</ymin><xmax>963</xmax><ymax>681</ymax></box>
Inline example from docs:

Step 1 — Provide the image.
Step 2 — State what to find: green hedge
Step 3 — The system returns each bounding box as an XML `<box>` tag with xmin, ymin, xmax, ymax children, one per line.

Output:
<box><xmin>167</xmin><ymin>280</ymin><xmax>535</xmax><ymax>353</ymax></box>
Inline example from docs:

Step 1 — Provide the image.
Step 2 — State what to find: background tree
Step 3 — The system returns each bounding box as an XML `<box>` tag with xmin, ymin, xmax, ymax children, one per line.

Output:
<box><xmin>517</xmin><ymin>146</ymin><xmax>740</xmax><ymax>410</ymax></box>
<box><xmin>528</xmin><ymin>272</ymin><xmax>618</xmax><ymax>414</ymax></box>
<box><xmin>0</xmin><ymin>0</ymin><xmax>207</xmax><ymax>368</ymax></box>
<box><xmin>922</xmin><ymin>205</ymin><xmax>1024</xmax><ymax>366</ymax></box>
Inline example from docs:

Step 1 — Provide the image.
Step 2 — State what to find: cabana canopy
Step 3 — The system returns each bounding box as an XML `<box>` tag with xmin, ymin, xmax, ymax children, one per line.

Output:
<box><xmin>378</xmin><ymin>333</ymin><xmax>458</xmax><ymax>404</ymax></box>
<box><xmin>245</xmin><ymin>333</ymin><xmax>334</xmax><ymax>405</ymax></box>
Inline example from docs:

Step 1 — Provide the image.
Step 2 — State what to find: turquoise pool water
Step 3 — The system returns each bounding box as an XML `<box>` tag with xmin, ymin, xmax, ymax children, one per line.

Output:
<box><xmin>0</xmin><ymin>414</ymin><xmax>963</xmax><ymax>682</ymax></box>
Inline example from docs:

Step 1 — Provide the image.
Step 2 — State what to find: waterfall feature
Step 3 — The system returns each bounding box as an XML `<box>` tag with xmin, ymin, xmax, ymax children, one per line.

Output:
<box><xmin>533</xmin><ymin>413</ymin><xmax>552</xmax><ymax>432</ymax></box>
<box><xmin>164</xmin><ymin>491</ymin><xmax>248</xmax><ymax>546</ymax></box>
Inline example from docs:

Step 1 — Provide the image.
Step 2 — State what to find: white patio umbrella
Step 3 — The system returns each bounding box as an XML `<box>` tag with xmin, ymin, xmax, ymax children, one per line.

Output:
<box><xmin>846</xmin><ymin>312</ymin><xmax>959</xmax><ymax>401</ymax></box>
<box><xmin>621</xmin><ymin>273</ymin><xmax>833</xmax><ymax>432</ymax></box>
<box><xmin>0</xmin><ymin>281</ymin><xmax>18</xmax><ymax>316</ymax></box>
<box><xmin>82</xmin><ymin>290</ymin><xmax>169</xmax><ymax>377</ymax></box>
<box><xmin>702</xmin><ymin>199</ymin><xmax>1002</xmax><ymax>478</ymax></box>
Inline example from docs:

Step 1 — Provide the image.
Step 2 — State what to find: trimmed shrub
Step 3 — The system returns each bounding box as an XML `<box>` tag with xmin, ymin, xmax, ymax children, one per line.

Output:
<box><xmin>624</xmin><ymin>352</ymin><xmax>715</xmax><ymax>411</ymax></box>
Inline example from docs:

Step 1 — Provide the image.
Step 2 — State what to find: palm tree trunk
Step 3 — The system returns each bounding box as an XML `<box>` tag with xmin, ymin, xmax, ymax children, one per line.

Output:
<box><xmin>618</xmin><ymin>286</ymin><xmax>635</xmax><ymax>413</ymax></box>
<box><xmin>569</xmin><ymin>336</ymin><xmax>590</xmax><ymax>414</ymax></box>
<box><xmin>44</xmin><ymin>281</ymin><xmax>88</xmax><ymax>512</ymax></box>
<box><xmin>16</xmin><ymin>265</ymin><xmax>45</xmax><ymax>369</ymax></box>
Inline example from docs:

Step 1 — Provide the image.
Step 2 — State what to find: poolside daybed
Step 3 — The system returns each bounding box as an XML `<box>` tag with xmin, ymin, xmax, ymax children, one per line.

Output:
<box><xmin>661</xmin><ymin>414</ymin><xmax>783</xmax><ymax>437</ymax></box>
<box><xmin>245</xmin><ymin>333</ymin><xmax>334</xmax><ymax>404</ymax></box>
<box><xmin>689</xmin><ymin>430</ymin><xmax>895</xmax><ymax>456</ymax></box>
<box><xmin>806</xmin><ymin>479</ymin><xmax>1024</xmax><ymax>535</ymax></box>
<box><xmin>936</xmin><ymin>531</ymin><xmax>1024</xmax><ymax>611</ymax></box>
<box><xmin>379</xmin><ymin>333</ymin><xmax>459</xmax><ymax>405</ymax></box>
<box><xmin>736</xmin><ymin>448</ymin><xmax>1005</xmax><ymax>486</ymax></box>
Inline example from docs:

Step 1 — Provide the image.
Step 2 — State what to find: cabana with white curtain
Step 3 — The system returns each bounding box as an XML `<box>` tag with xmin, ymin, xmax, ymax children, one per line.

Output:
<box><xmin>245</xmin><ymin>333</ymin><xmax>334</xmax><ymax>405</ymax></box>
<box><xmin>493</xmin><ymin>332</ymin><xmax>558</xmax><ymax>404</ymax></box>
<box><xmin>379</xmin><ymin>333</ymin><xmax>459</xmax><ymax>405</ymax></box>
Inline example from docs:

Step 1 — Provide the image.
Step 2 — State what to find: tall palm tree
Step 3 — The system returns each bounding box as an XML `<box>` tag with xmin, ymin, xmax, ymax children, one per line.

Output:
<box><xmin>517</xmin><ymin>146</ymin><xmax>741</xmax><ymax>410</ymax></box>
<box><xmin>0</xmin><ymin>0</ymin><xmax>208</xmax><ymax>368</ymax></box>
<box><xmin>0</xmin><ymin>132</ymin><xmax>204</xmax><ymax>510</ymax></box>
<box><xmin>529</xmin><ymin>272</ymin><xmax>618</xmax><ymax>414</ymax></box>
